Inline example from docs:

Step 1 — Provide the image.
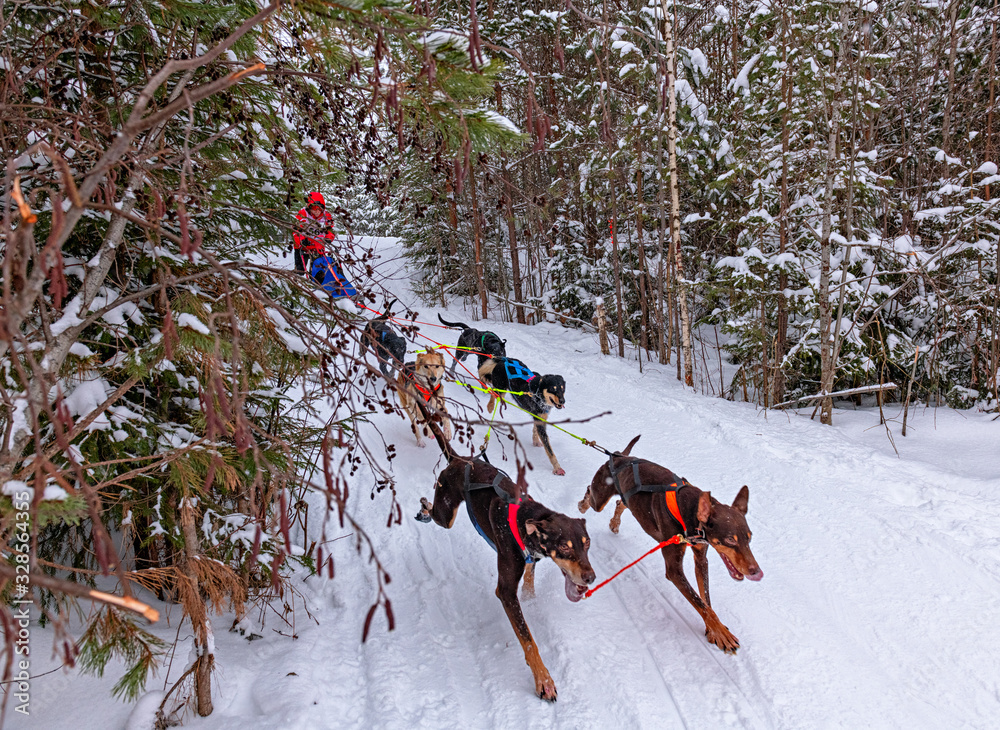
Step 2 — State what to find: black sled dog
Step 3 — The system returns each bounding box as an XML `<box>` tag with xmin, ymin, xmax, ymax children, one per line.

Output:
<box><xmin>480</xmin><ymin>357</ymin><xmax>567</xmax><ymax>475</ymax></box>
<box><xmin>436</xmin><ymin>315</ymin><xmax>507</xmax><ymax>377</ymax></box>
<box><xmin>360</xmin><ymin>299</ymin><xmax>407</xmax><ymax>377</ymax></box>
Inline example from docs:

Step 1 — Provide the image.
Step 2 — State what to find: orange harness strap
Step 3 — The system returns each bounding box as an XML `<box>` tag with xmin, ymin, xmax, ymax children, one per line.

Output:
<box><xmin>584</xmin><ymin>465</ymin><xmax>706</xmax><ymax>600</ymax></box>
<box><xmin>664</xmin><ymin>490</ymin><xmax>687</xmax><ymax>534</ymax></box>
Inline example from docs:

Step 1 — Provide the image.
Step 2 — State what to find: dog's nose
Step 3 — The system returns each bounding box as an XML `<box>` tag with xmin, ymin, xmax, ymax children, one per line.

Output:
<box><xmin>583</xmin><ymin>569</ymin><xmax>596</xmax><ymax>585</ymax></box>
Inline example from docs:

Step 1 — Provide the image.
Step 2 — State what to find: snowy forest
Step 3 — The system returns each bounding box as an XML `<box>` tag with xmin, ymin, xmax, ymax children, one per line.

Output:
<box><xmin>1</xmin><ymin>0</ymin><xmax>998</xmax><ymax>728</ymax></box>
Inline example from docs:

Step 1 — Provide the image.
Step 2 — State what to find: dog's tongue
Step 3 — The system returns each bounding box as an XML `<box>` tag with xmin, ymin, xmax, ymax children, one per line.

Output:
<box><xmin>564</xmin><ymin>572</ymin><xmax>586</xmax><ymax>602</ymax></box>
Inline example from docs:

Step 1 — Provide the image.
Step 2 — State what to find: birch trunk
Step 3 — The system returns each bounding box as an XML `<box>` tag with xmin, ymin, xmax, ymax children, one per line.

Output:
<box><xmin>660</xmin><ymin>0</ymin><xmax>693</xmax><ymax>385</ymax></box>
<box><xmin>636</xmin><ymin>135</ymin><xmax>650</xmax><ymax>355</ymax></box>
<box><xmin>497</xmin><ymin>84</ymin><xmax>526</xmax><ymax>324</ymax></box>
<box><xmin>818</xmin><ymin>4</ymin><xmax>849</xmax><ymax>425</ymax></box>
<box><xmin>609</xmin><ymin>174</ymin><xmax>626</xmax><ymax>357</ymax></box>
<box><xmin>655</xmin><ymin>36</ymin><xmax>669</xmax><ymax>364</ymax></box>
<box><xmin>592</xmin><ymin>27</ymin><xmax>625</xmax><ymax>357</ymax></box>
<box><xmin>773</xmin><ymin>6</ymin><xmax>791</xmax><ymax>406</ymax></box>
<box><xmin>468</xmin><ymin>163</ymin><xmax>489</xmax><ymax>319</ymax></box>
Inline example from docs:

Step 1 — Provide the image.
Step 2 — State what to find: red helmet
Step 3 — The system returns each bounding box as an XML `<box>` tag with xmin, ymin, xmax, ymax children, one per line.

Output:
<box><xmin>307</xmin><ymin>191</ymin><xmax>326</xmax><ymax>208</ymax></box>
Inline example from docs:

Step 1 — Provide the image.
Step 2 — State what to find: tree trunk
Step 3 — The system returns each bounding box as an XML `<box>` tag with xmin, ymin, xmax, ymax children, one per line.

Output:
<box><xmin>497</xmin><ymin>84</ymin><xmax>526</xmax><ymax>324</ymax></box>
<box><xmin>503</xmin><ymin>189</ymin><xmax>525</xmax><ymax>323</ymax></box>
<box><xmin>772</xmin><ymin>5</ymin><xmax>791</xmax><ymax>406</ymax></box>
<box><xmin>596</xmin><ymin>300</ymin><xmax>611</xmax><ymax>355</ymax></box>
<box><xmin>661</xmin><ymin>0</ymin><xmax>693</xmax><ymax>386</ymax></box>
<box><xmin>655</xmin><ymin>37</ymin><xmax>669</xmax><ymax>365</ymax></box>
<box><xmin>941</xmin><ymin>0</ymin><xmax>960</xmax><ymax>155</ymax></box>
<box><xmin>636</xmin><ymin>135</ymin><xmax>650</xmax><ymax>355</ymax></box>
<box><xmin>446</xmin><ymin>173</ymin><xmax>459</xmax><ymax>258</ymax></box>
<box><xmin>180</xmin><ymin>497</ymin><xmax>214</xmax><ymax>717</ymax></box>
<box><xmin>818</xmin><ymin>4</ymin><xmax>849</xmax><ymax>425</ymax></box>
<box><xmin>989</xmin><ymin>0</ymin><xmax>999</xmax><ymax>405</ymax></box>
<box><xmin>988</xmin><ymin>0</ymin><xmax>997</xmax><ymax>203</ymax></box>
<box><xmin>609</xmin><ymin>174</ymin><xmax>626</xmax><ymax>357</ymax></box>
<box><xmin>830</xmin><ymin>12</ymin><xmax>860</xmax><ymax>380</ymax></box>
<box><xmin>468</xmin><ymin>162</ymin><xmax>489</xmax><ymax>319</ymax></box>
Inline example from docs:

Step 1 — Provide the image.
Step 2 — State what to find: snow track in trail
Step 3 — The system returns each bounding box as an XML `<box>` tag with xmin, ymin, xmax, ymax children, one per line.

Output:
<box><xmin>23</xmin><ymin>237</ymin><xmax>1000</xmax><ymax>730</ymax></box>
<box><xmin>598</xmin><ymin>535</ymin><xmax>775</xmax><ymax>730</ymax></box>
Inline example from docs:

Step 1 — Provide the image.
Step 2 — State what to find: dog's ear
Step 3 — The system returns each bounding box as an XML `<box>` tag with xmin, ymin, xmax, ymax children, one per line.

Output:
<box><xmin>524</xmin><ymin>519</ymin><xmax>550</xmax><ymax>538</ymax></box>
<box><xmin>732</xmin><ymin>485</ymin><xmax>749</xmax><ymax>515</ymax></box>
<box><xmin>697</xmin><ymin>491</ymin><xmax>713</xmax><ymax>524</ymax></box>
<box><xmin>621</xmin><ymin>434</ymin><xmax>641</xmax><ymax>456</ymax></box>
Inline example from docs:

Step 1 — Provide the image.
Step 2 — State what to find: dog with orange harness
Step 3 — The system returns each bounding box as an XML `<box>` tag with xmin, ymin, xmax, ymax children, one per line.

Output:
<box><xmin>578</xmin><ymin>435</ymin><xmax>762</xmax><ymax>653</ymax></box>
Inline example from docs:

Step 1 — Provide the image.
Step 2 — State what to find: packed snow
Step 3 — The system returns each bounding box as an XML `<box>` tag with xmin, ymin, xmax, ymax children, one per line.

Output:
<box><xmin>21</xmin><ymin>238</ymin><xmax>1000</xmax><ymax>729</ymax></box>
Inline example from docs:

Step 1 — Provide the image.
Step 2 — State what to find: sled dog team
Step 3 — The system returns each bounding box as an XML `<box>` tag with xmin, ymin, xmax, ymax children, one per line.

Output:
<box><xmin>361</xmin><ymin>308</ymin><xmax>764</xmax><ymax>702</ymax></box>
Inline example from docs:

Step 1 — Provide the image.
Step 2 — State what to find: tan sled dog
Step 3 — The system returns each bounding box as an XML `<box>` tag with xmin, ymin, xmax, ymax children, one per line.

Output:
<box><xmin>397</xmin><ymin>350</ymin><xmax>452</xmax><ymax>447</ymax></box>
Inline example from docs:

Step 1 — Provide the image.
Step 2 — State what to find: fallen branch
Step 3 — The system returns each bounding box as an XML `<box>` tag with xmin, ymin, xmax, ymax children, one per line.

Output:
<box><xmin>492</xmin><ymin>294</ymin><xmax>598</xmax><ymax>332</ymax></box>
<box><xmin>773</xmin><ymin>382</ymin><xmax>897</xmax><ymax>409</ymax></box>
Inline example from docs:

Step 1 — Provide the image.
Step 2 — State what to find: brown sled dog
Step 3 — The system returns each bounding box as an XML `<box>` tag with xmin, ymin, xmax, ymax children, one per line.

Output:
<box><xmin>413</xmin><ymin>401</ymin><xmax>595</xmax><ymax>701</ymax></box>
<box><xmin>396</xmin><ymin>350</ymin><xmax>452</xmax><ymax>446</ymax></box>
<box><xmin>578</xmin><ymin>435</ymin><xmax>762</xmax><ymax>653</ymax></box>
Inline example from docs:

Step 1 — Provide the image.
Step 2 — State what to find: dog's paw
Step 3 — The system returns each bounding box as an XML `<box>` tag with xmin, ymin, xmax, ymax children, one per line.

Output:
<box><xmin>705</xmin><ymin>624</ymin><xmax>740</xmax><ymax>654</ymax></box>
<box><xmin>577</xmin><ymin>497</ymin><xmax>590</xmax><ymax>514</ymax></box>
<box><xmin>415</xmin><ymin>440</ymin><xmax>426</xmax><ymax>448</ymax></box>
<box><xmin>552</xmin><ymin>467</ymin><xmax>565</xmax><ymax>476</ymax></box>
<box><xmin>535</xmin><ymin>677</ymin><xmax>557</xmax><ymax>702</ymax></box>
<box><xmin>609</xmin><ymin>517</ymin><xmax>621</xmax><ymax>534</ymax></box>
<box><xmin>521</xmin><ymin>585</ymin><xmax>535</xmax><ymax>601</ymax></box>
<box><xmin>415</xmin><ymin>498</ymin><xmax>433</xmax><ymax>523</ymax></box>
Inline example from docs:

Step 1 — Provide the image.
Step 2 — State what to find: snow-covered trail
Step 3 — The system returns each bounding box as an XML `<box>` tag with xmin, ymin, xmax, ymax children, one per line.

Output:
<box><xmin>22</xmin><ymin>238</ymin><xmax>1000</xmax><ymax>729</ymax></box>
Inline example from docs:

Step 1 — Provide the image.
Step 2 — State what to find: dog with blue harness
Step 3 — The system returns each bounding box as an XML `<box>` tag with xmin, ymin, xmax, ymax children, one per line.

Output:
<box><xmin>479</xmin><ymin>357</ymin><xmax>568</xmax><ymax>476</ymax></box>
<box><xmin>415</xmin><ymin>454</ymin><xmax>595</xmax><ymax>702</ymax></box>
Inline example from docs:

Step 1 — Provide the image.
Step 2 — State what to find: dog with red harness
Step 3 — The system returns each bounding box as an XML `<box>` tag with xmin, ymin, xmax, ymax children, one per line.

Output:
<box><xmin>578</xmin><ymin>435</ymin><xmax>762</xmax><ymax>653</ymax></box>
<box><xmin>396</xmin><ymin>350</ymin><xmax>452</xmax><ymax>446</ymax></box>
<box><xmin>411</xmin><ymin>393</ymin><xmax>595</xmax><ymax>702</ymax></box>
<box><xmin>416</xmin><ymin>456</ymin><xmax>595</xmax><ymax>701</ymax></box>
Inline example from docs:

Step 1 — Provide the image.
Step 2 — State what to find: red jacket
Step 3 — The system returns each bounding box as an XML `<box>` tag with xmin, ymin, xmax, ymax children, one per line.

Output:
<box><xmin>293</xmin><ymin>192</ymin><xmax>335</xmax><ymax>255</ymax></box>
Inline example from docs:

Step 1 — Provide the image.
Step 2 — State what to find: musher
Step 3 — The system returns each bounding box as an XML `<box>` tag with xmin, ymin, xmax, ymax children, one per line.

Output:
<box><xmin>292</xmin><ymin>192</ymin><xmax>358</xmax><ymax>300</ymax></box>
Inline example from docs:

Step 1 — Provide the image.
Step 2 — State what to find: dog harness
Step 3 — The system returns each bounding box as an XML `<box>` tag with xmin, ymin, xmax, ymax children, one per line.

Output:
<box><xmin>480</xmin><ymin>332</ymin><xmax>502</xmax><ymax>348</ymax></box>
<box><xmin>463</xmin><ymin>461</ymin><xmax>537</xmax><ymax>564</ymax></box>
<box><xmin>503</xmin><ymin>358</ymin><xmax>537</xmax><ymax>383</ymax></box>
<box><xmin>402</xmin><ymin>363</ymin><xmax>441</xmax><ymax>402</ymax></box>
<box><xmin>607</xmin><ymin>454</ymin><xmax>696</xmax><ymax>537</ymax></box>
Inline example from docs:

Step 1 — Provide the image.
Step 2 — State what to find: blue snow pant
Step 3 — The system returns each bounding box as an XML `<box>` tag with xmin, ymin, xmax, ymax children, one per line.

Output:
<box><xmin>311</xmin><ymin>255</ymin><xmax>358</xmax><ymax>299</ymax></box>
